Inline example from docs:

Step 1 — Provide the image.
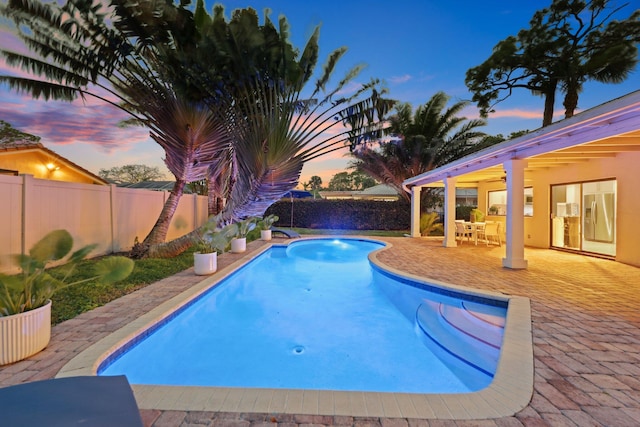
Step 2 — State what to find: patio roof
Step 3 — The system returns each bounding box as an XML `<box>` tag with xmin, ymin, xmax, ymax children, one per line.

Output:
<box><xmin>403</xmin><ymin>90</ymin><xmax>640</xmax><ymax>189</ymax></box>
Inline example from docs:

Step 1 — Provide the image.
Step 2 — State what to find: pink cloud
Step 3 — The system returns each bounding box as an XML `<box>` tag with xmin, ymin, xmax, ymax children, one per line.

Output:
<box><xmin>490</xmin><ymin>108</ymin><xmax>544</xmax><ymax>119</ymax></box>
<box><xmin>0</xmin><ymin>93</ymin><xmax>149</xmax><ymax>153</ymax></box>
<box><xmin>460</xmin><ymin>104</ymin><xmax>555</xmax><ymax>122</ymax></box>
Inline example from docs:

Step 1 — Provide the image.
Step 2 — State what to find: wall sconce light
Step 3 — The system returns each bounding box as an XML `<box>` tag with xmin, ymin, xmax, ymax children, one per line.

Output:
<box><xmin>46</xmin><ymin>163</ymin><xmax>60</xmax><ymax>172</ymax></box>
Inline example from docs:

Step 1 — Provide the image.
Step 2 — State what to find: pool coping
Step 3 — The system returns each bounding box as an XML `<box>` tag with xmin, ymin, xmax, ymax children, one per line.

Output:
<box><xmin>57</xmin><ymin>237</ymin><xmax>533</xmax><ymax>420</ymax></box>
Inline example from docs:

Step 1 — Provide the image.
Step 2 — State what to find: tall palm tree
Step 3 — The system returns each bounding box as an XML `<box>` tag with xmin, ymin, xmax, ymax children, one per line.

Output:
<box><xmin>351</xmin><ymin>92</ymin><xmax>487</xmax><ymax>202</ymax></box>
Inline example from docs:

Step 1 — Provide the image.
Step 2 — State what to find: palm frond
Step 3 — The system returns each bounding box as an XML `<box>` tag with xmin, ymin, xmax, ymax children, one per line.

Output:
<box><xmin>0</xmin><ymin>76</ymin><xmax>80</xmax><ymax>101</ymax></box>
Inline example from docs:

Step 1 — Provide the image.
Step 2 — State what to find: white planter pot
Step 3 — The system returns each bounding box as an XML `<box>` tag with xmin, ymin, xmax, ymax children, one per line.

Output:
<box><xmin>194</xmin><ymin>252</ymin><xmax>217</xmax><ymax>275</ymax></box>
<box><xmin>260</xmin><ymin>229</ymin><xmax>272</xmax><ymax>241</ymax></box>
<box><xmin>231</xmin><ymin>237</ymin><xmax>246</xmax><ymax>253</ymax></box>
<box><xmin>0</xmin><ymin>300</ymin><xmax>51</xmax><ymax>365</ymax></box>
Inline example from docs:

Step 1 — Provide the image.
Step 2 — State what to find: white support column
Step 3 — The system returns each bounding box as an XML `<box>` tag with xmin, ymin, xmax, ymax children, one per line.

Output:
<box><xmin>410</xmin><ymin>186</ymin><xmax>422</xmax><ymax>237</ymax></box>
<box><xmin>443</xmin><ymin>177</ymin><xmax>458</xmax><ymax>247</ymax></box>
<box><xmin>502</xmin><ymin>159</ymin><xmax>528</xmax><ymax>269</ymax></box>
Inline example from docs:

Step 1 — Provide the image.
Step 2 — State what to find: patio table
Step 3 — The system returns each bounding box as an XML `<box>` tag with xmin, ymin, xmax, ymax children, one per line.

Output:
<box><xmin>463</xmin><ymin>221</ymin><xmax>485</xmax><ymax>245</ymax></box>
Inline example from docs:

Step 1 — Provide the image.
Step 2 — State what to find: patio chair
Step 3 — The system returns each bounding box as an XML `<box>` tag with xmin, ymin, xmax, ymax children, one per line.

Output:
<box><xmin>0</xmin><ymin>375</ymin><xmax>143</xmax><ymax>427</ymax></box>
<box><xmin>455</xmin><ymin>220</ymin><xmax>472</xmax><ymax>243</ymax></box>
<box><xmin>479</xmin><ymin>221</ymin><xmax>502</xmax><ymax>246</ymax></box>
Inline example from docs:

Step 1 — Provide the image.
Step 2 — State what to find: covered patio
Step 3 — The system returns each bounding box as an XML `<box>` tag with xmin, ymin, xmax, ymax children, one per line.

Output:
<box><xmin>403</xmin><ymin>90</ymin><xmax>640</xmax><ymax>269</ymax></box>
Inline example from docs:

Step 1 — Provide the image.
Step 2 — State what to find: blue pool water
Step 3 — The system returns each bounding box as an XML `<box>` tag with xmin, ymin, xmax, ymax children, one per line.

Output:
<box><xmin>99</xmin><ymin>238</ymin><xmax>507</xmax><ymax>393</ymax></box>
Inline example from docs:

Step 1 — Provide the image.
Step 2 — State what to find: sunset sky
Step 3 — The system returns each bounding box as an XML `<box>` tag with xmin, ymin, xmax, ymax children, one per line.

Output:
<box><xmin>1</xmin><ymin>0</ymin><xmax>639</xmax><ymax>186</ymax></box>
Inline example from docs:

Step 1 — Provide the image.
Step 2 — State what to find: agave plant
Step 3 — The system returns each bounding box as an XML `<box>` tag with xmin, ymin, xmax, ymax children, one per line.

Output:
<box><xmin>0</xmin><ymin>230</ymin><xmax>134</xmax><ymax>317</ymax></box>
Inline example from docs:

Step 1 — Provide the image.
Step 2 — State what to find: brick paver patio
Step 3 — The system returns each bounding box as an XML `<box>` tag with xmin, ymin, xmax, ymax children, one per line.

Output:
<box><xmin>1</xmin><ymin>236</ymin><xmax>639</xmax><ymax>426</ymax></box>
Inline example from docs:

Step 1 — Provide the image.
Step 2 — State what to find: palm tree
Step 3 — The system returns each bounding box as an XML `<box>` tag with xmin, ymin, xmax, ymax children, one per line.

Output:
<box><xmin>0</xmin><ymin>0</ymin><xmax>233</xmax><ymax>254</ymax></box>
<box><xmin>1</xmin><ymin>0</ymin><xmax>394</xmax><ymax>258</ymax></box>
<box><xmin>165</xmin><ymin>5</ymin><xmax>395</xmax><ymax>222</ymax></box>
<box><xmin>351</xmin><ymin>92</ymin><xmax>487</xmax><ymax>202</ymax></box>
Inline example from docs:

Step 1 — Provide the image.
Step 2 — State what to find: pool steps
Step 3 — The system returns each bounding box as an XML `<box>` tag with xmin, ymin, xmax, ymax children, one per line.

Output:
<box><xmin>415</xmin><ymin>300</ymin><xmax>504</xmax><ymax>385</ymax></box>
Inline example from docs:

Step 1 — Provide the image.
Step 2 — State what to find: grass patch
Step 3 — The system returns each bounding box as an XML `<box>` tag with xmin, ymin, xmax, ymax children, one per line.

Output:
<box><xmin>49</xmin><ymin>251</ymin><xmax>194</xmax><ymax>325</ymax></box>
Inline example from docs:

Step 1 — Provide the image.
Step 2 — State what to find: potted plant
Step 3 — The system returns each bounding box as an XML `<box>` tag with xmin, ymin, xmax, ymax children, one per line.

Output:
<box><xmin>470</xmin><ymin>208</ymin><xmax>485</xmax><ymax>223</ymax></box>
<box><xmin>230</xmin><ymin>217</ymin><xmax>258</xmax><ymax>253</ymax></box>
<box><xmin>193</xmin><ymin>220</ymin><xmax>237</xmax><ymax>275</ymax></box>
<box><xmin>0</xmin><ymin>229</ymin><xmax>134</xmax><ymax>365</ymax></box>
<box><xmin>257</xmin><ymin>214</ymin><xmax>279</xmax><ymax>241</ymax></box>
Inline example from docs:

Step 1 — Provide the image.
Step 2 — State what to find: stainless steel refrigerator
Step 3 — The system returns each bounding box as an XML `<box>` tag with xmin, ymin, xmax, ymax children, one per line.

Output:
<box><xmin>583</xmin><ymin>192</ymin><xmax>615</xmax><ymax>243</ymax></box>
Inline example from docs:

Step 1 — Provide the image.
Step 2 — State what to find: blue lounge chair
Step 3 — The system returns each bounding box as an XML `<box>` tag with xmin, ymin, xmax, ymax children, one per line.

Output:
<box><xmin>0</xmin><ymin>375</ymin><xmax>143</xmax><ymax>427</ymax></box>
<box><xmin>271</xmin><ymin>227</ymin><xmax>301</xmax><ymax>238</ymax></box>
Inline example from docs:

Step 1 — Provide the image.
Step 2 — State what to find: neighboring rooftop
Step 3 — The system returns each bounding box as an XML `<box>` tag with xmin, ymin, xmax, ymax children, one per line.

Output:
<box><xmin>0</xmin><ymin>139</ymin><xmax>108</xmax><ymax>185</ymax></box>
<box><xmin>320</xmin><ymin>184</ymin><xmax>400</xmax><ymax>201</ymax></box>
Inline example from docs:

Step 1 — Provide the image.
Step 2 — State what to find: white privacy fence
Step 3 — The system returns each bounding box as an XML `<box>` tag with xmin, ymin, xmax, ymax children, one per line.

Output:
<box><xmin>0</xmin><ymin>174</ymin><xmax>208</xmax><ymax>273</ymax></box>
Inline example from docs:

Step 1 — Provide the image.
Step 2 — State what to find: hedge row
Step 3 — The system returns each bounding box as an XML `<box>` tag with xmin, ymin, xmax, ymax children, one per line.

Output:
<box><xmin>263</xmin><ymin>199</ymin><xmax>478</xmax><ymax>230</ymax></box>
<box><xmin>265</xmin><ymin>199</ymin><xmax>411</xmax><ymax>230</ymax></box>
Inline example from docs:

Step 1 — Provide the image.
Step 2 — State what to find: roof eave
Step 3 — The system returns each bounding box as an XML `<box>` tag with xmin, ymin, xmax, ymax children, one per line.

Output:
<box><xmin>403</xmin><ymin>90</ymin><xmax>640</xmax><ymax>189</ymax></box>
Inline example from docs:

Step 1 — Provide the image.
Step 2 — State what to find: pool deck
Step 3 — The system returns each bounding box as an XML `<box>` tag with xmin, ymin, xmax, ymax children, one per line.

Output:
<box><xmin>2</xmin><ymin>236</ymin><xmax>640</xmax><ymax>426</ymax></box>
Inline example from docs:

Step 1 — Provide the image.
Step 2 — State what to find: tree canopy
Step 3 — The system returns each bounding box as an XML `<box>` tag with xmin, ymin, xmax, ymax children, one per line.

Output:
<box><xmin>465</xmin><ymin>0</ymin><xmax>640</xmax><ymax>126</ymax></box>
<box><xmin>326</xmin><ymin>170</ymin><xmax>376</xmax><ymax>191</ymax></box>
<box><xmin>98</xmin><ymin>164</ymin><xmax>164</xmax><ymax>183</ymax></box>
<box><xmin>0</xmin><ymin>120</ymin><xmax>40</xmax><ymax>144</ymax></box>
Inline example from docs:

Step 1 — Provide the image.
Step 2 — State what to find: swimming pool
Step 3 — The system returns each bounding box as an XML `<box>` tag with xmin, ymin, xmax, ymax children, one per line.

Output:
<box><xmin>59</xmin><ymin>237</ymin><xmax>533</xmax><ymax>419</ymax></box>
<box><xmin>98</xmin><ymin>238</ymin><xmax>506</xmax><ymax>393</ymax></box>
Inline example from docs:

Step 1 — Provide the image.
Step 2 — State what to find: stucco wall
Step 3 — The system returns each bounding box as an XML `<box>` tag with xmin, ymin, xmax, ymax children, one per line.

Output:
<box><xmin>0</xmin><ymin>150</ymin><xmax>100</xmax><ymax>184</ymax></box>
<box><xmin>476</xmin><ymin>151</ymin><xmax>640</xmax><ymax>267</ymax></box>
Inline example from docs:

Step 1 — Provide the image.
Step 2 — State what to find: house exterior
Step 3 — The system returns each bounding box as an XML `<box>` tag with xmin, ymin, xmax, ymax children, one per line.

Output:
<box><xmin>0</xmin><ymin>140</ymin><xmax>107</xmax><ymax>185</ymax></box>
<box><xmin>403</xmin><ymin>90</ymin><xmax>640</xmax><ymax>269</ymax></box>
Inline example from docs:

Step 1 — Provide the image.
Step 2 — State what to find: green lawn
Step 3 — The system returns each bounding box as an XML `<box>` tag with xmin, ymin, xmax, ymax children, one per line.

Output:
<box><xmin>50</xmin><ymin>251</ymin><xmax>194</xmax><ymax>324</ymax></box>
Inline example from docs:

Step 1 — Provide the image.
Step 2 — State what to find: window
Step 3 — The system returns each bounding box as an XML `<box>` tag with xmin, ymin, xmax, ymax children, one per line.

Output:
<box><xmin>488</xmin><ymin>190</ymin><xmax>506</xmax><ymax>216</ymax></box>
<box><xmin>524</xmin><ymin>187</ymin><xmax>533</xmax><ymax>217</ymax></box>
<box><xmin>488</xmin><ymin>188</ymin><xmax>533</xmax><ymax>216</ymax></box>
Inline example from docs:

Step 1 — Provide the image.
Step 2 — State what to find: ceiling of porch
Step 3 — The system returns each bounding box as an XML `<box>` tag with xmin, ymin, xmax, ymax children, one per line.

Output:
<box><xmin>456</xmin><ymin>128</ymin><xmax>640</xmax><ymax>185</ymax></box>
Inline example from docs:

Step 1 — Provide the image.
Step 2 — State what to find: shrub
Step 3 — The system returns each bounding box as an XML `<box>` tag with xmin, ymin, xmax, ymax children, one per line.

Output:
<box><xmin>265</xmin><ymin>199</ymin><xmax>411</xmax><ymax>230</ymax></box>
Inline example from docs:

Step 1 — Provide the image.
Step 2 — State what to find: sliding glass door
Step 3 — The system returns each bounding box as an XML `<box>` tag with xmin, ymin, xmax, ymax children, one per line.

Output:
<box><xmin>550</xmin><ymin>180</ymin><xmax>616</xmax><ymax>257</ymax></box>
